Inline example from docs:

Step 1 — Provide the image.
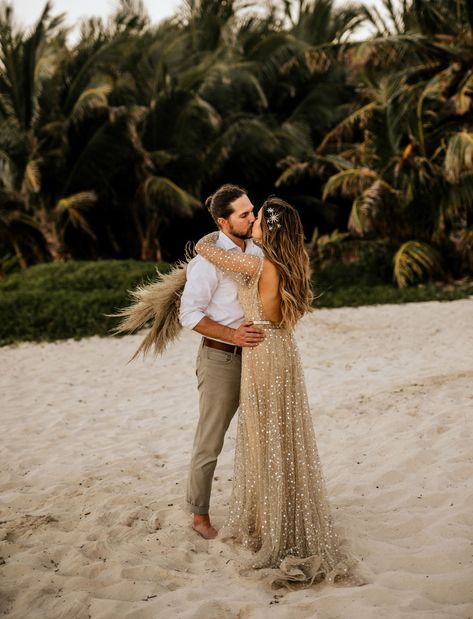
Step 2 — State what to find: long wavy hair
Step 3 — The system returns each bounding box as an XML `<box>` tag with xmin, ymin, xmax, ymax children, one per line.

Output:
<box><xmin>259</xmin><ymin>196</ymin><xmax>313</xmax><ymax>328</ymax></box>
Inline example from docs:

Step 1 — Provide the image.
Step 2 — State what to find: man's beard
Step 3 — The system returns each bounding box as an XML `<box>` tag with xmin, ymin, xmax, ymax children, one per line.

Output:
<box><xmin>229</xmin><ymin>224</ymin><xmax>253</xmax><ymax>240</ymax></box>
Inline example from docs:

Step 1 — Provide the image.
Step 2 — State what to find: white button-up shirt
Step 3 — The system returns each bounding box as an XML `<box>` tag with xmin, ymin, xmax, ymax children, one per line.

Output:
<box><xmin>179</xmin><ymin>231</ymin><xmax>264</xmax><ymax>341</ymax></box>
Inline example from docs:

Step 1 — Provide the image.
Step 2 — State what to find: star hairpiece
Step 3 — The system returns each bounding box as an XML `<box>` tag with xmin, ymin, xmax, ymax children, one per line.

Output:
<box><xmin>265</xmin><ymin>207</ymin><xmax>281</xmax><ymax>231</ymax></box>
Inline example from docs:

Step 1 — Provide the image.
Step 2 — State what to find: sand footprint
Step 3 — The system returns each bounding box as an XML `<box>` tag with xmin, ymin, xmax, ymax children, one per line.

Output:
<box><xmin>0</xmin><ymin>513</ymin><xmax>58</xmax><ymax>542</ymax></box>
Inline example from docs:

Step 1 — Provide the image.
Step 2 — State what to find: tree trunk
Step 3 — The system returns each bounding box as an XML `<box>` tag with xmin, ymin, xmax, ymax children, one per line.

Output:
<box><xmin>37</xmin><ymin>209</ymin><xmax>67</xmax><ymax>262</ymax></box>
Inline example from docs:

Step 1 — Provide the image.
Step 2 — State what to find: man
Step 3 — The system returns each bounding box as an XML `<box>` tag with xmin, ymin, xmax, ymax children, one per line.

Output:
<box><xmin>179</xmin><ymin>184</ymin><xmax>265</xmax><ymax>540</ymax></box>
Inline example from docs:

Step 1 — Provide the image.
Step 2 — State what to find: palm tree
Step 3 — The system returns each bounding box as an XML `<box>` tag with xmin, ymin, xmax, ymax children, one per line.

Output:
<box><xmin>278</xmin><ymin>0</ymin><xmax>473</xmax><ymax>286</ymax></box>
<box><xmin>0</xmin><ymin>0</ymin><xmax>471</xmax><ymax>282</ymax></box>
<box><xmin>0</xmin><ymin>2</ymin><xmax>60</xmax><ymax>263</ymax></box>
<box><xmin>0</xmin><ymin>2</ymin><xmax>108</xmax><ymax>262</ymax></box>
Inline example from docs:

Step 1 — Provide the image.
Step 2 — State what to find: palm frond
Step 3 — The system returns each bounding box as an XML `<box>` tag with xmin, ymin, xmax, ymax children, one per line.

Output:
<box><xmin>276</xmin><ymin>159</ymin><xmax>312</xmax><ymax>187</ymax></box>
<box><xmin>22</xmin><ymin>160</ymin><xmax>41</xmax><ymax>194</ymax></box>
<box><xmin>347</xmin><ymin>195</ymin><xmax>367</xmax><ymax>235</ymax></box>
<box><xmin>0</xmin><ymin>1</ymin><xmax>65</xmax><ymax>130</ymax></box>
<box><xmin>196</xmin><ymin>63</ymin><xmax>268</xmax><ymax>115</ymax></box>
<box><xmin>416</xmin><ymin>66</ymin><xmax>453</xmax><ymax>154</ymax></box>
<box><xmin>444</xmin><ymin>132</ymin><xmax>473</xmax><ymax>184</ymax></box>
<box><xmin>360</xmin><ymin>5</ymin><xmax>390</xmax><ymax>36</ymax></box>
<box><xmin>322</xmin><ymin>167</ymin><xmax>378</xmax><ymax>199</ymax></box>
<box><xmin>444</xmin><ymin>172</ymin><xmax>473</xmax><ymax>217</ymax></box>
<box><xmin>63</xmin><ymin>36</ymin><xmax>131</xmax><ymax>114</ymax></box>
<box><xmin>205</xmin><ymin>117</ymin><xmax>281</xmax><ymax>181</ymax></box>
<box><xmin>55</xmin><ymin>190</ymin><xmax>97</xmax><ymax>214</ymax></box>
<box><xmin>412</xmin><ymin>0</ymin><xmax>459</xmax><ymax>37</ymax></box>
<box><xmin>449</xmin><ymin>71</ymin><xmax>473</xmax><ymax>116</ymax></box>
<box><xmin>273</xmin><ymin>121</ymin><xmax>312</xmax><ymax>160</ymax></box>
<box><xmin>60</xmin><ymin>108</ymin><xmax>133</xmax><ymax>196</ymax></box>
<box><xmin>0</xmin><ymin>205</ymin><xmax>43</xmax><ymax>232</ymax></box>
<box><xmin>70</xmin><ymin>77</ymin><xmax>113</xmax><ymax>122</ymax></box>
<box><xmin>316</xmin><ymin>102</ymin><xmax>377</xmax><ymax>153</ymax></box>
<box><xmin>276</xmin><ymin>151</ymin><xmax>353</xmax><ymax>187</ymax></box>
<box><xmin>347</xmin><ymin>179</ymin><xmax>396</xmax><ymax>235</ymax></box>
<box><xmin>55</xmin><ymin>190</ymin><xmax>98</xmax><ymax>236</ymax></box>
<box><xmin>139</xmin><ymin>176</ymin><xmax>200</xmax><ymax>218</ymax></box>
<box><xmin>393</xmin><ymin>240</ymin><xmax>442</xmax><ymax>288</ymax></box>
<box><xmin>141</xmin><ymin>89</ymin><xmax>221</xmax><ymax>155</ymax></box>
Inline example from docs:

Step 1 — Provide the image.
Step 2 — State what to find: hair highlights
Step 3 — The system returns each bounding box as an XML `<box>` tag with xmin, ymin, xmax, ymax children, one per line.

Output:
<box><xmin>260</xmin><ymin>196</ymin><xmax>313</xmax><ymax>328</ymax></box>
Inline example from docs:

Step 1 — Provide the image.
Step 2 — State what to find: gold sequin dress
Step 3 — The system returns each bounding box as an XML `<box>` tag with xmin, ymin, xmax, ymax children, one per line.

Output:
<box><xmin>196</xmin><ymin>232</ymin><xmax>367</xmax><ymax>590</ymax></box>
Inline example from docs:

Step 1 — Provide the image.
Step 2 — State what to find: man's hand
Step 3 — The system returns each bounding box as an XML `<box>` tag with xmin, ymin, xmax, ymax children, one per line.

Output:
<box><xmin>192</xmin><ymin>316</ymin><xmax>265</xmax><ymax>347</ymax></box>
<box><xmin>232</xmin><ymin>321</ymin><xmax>265</xmax><ymax>347</ymax></box>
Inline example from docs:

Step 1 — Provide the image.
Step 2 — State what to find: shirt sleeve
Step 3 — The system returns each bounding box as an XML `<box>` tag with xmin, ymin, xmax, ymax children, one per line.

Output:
<box><xmin>179</xmin><ymin>256</ymin><xmax>220</xmax><ymax>329</ymax></box>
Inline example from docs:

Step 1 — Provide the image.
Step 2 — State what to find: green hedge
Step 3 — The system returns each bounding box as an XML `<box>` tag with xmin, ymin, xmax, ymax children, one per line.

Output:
<box><xmin>1</xmin><ymin>259</ymin><xmax>472</xmax><ymax>346</ymax></box>
<box><xmin>0</xmin><ymin>259</ymin><xmax>169</xmax><ymax>292</ymax></box>
<box><xmin>313</xmin><ymin>283</ymin><xmax>473</xmax><ymax>308</ymax></box>
<box><xmin>0</xmin><ymin>260</ymin><xmax>170</xmax><ymax>346</ymax></box>
<box><xmin>312</xmin><ymin>238</ymin><xmax>395</xmax><ymax>290</ymax></box>
<box><xmin>311</xmin><ymin>258</ymin><xmax>473</xmax><ymax>306</ymax></box>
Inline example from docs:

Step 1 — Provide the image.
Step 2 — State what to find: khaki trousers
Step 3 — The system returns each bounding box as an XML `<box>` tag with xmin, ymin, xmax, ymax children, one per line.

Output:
<box><xmin>185</xmin><ymin>340</ymin><xmax>241</xmax><ymax>515</ymax></box>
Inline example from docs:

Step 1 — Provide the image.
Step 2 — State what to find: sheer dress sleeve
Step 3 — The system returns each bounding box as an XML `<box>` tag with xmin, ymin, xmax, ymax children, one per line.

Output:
<box><xmin>195</xmin><ymin>232</ymin><xmax>264</xmax><ymax>288</ymax></box>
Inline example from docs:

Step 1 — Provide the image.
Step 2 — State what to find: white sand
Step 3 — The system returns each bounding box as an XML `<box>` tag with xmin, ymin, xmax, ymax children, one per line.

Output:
<box><xmin>1</xmin><ymin>298</ymin><xmax>473</xmax><ymax>619</ymax></box>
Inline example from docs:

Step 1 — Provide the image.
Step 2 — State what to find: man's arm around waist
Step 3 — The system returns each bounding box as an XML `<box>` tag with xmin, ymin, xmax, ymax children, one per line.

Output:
<box><xmin>193</xmin><ymin>317</ymin><xmax>265</xmax><ymax>347</ymax></box>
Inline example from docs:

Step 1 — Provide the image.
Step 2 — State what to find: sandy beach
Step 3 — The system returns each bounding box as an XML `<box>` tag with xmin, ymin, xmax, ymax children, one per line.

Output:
<box><xmin>1</xmin><ymin>298</ymin><xmax>472</xmax><ymax>619</ymax></box>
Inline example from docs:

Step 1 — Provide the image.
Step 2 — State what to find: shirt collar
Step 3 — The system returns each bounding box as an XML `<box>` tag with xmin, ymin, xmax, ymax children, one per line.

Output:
<box><xmin>218</xmin><ymin>230</ymin><xmax>254</xmax><ymax>253</ymax></box>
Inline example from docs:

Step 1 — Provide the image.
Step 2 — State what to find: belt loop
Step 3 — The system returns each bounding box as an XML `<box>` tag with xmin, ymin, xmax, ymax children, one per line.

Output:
<box><xmin>232</xmin><ymin>344</ymin><xmax>238</xmax><ymax>356</ymax></box>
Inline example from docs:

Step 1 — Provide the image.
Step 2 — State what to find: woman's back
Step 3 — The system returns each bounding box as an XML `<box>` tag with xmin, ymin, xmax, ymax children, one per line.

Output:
<box><xmin>258</xmin><ymin>260</ymin><xmax>282</xmax><ymax>323</ymax></box>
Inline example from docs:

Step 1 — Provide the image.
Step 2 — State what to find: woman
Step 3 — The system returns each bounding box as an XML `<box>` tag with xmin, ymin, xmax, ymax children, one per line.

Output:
<box><xmin>194</xmin><ymin>196</ymin><xmax>366</xmax><ymax>590</ymax></box>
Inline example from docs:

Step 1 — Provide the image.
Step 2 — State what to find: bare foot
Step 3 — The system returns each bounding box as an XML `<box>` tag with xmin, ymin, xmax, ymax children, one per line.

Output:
<box><xmin>192</xmin><ymin>515</ymin><xmax>218</xmax><ymax>539</ymax></box>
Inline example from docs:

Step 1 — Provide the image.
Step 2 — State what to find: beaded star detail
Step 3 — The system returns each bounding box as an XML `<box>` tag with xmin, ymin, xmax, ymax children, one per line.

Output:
<box><xmin>265</xmin><ymin>207</ymin><xmax>281</xmax><ymax>230</ymax></box>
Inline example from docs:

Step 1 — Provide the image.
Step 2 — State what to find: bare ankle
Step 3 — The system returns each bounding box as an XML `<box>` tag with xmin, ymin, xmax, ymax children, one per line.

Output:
<box><xmin>192</xmin><ymin>517</ymin><xmax>218</xmax><ymax>539</ymax></box>
<box><xmin>193</xmin><ymin>513</ymin><xmax>210</xmax><ymax>524</ymax></box>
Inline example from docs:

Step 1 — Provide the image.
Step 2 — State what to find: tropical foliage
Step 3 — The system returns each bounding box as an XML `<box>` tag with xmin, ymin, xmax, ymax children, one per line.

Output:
<box><xmin>279</xmin><ymin>0</ymin><xmax>473</xmax><ymax>285</ymax></box>
<box><xmin>0</xmin><ymin>0</ymin><xmax>472</xmax><ymax>287</ymax></box>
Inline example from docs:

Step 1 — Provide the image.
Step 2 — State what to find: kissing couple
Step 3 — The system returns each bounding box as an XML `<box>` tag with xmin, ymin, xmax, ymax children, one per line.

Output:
<box><xmin>116</xmin><ymin>183</ymin><xmax>367</xmax><ymax>590</ymax></box>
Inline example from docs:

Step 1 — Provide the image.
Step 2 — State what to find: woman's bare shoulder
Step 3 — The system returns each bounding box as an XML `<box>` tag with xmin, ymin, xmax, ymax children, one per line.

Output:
<box><xmin>261</xmin><ymin>258</ymin><xmax>279</xmax><ymax>279</ymax></box>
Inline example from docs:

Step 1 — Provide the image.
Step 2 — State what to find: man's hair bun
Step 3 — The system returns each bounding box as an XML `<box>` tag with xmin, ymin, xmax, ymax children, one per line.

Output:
<box><xmin>205</xmin><ymin>184</ymin><xmax>247</xmax><ymax>225</ymax></box>
<box><xmin>205</xmin><ymin>195</ymin><xmax>213</xmax><ymax>210</ymax></box>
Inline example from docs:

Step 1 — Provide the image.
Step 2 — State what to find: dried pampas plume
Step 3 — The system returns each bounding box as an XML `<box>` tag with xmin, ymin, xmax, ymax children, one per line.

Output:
<box><xmin>108</xmin><ymin>243</ymin><xmax>195</xmax><ymax>362</ymax></box>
